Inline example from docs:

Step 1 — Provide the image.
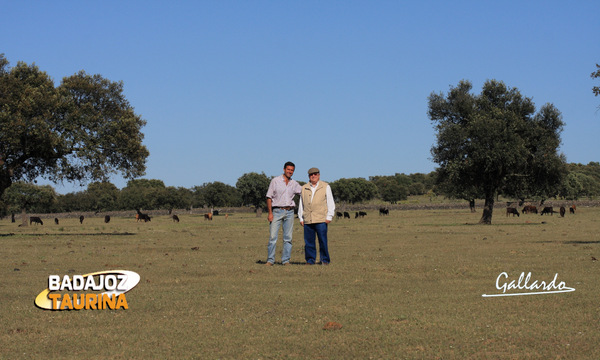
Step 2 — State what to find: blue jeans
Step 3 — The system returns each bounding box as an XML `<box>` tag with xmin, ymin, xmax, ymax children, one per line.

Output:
<box><xmin>267</xmin><ymin>208</ymin><xmax>295</xmax><ymax>264</ymax></box>
<box><xmin>303</xmin><ymin>222</ymin><xmax>330</xmax><ymax>264</ymax></box>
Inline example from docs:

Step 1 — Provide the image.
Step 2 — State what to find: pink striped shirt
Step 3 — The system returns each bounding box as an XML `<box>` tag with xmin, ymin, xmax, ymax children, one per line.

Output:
<box><xmin>266</xmin><ymin>175</ymin><xmax>302</xmax><ymax>207</ymax></box>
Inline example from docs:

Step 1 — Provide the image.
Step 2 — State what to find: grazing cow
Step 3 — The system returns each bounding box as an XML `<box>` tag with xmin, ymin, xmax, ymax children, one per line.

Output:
<box><xmin>336</xmin><ymin>211</ymin><xmax>343</xmax><ymax>220</ymax></box>
<box><xmin>356</xmin><ymin>211</ymin><xmax>367</xmax><ymax>218</ymax></box>
<box><xmin>225</xmin><ymin>214</ymin><xmax>229</xmax><ymax>219</ymax></box>
<box><xmin>172</xmin><ymin>214</ymin><xmax>180</xmax><ymax>223</ymax></box>
<box><xmin>54</xmin><ymin>218</ymin><xmax>59</xmax><ymax>225</ymax></box>
<box><xmin>540</xmin><ymin>207</ymin><xmax>555</xmax><ymax>216</ymax></box>
<box><xmin>79</xmin><ymin>215</ymin><xmax>84</xmax><ymax>224</ymax></box>
<box><xmin>30</xmin><ymin>217</ymin><xmax>43</xmax><ymax>225</ymax></box>
<box><xmin>213</xmin><ymin>210</ymin><xmax>219</xmax><ymax>216</ymax></box>
<box><xmin>379</xmin><ymin>207</ymin><xmax>389</xmax><ymax>216</ymax></box>
<box><xmin>104</xmin><ymin>215</ymin><xmax>111</xmax><ymax>223</ymax></box>
<box><xmin>506</xmin><ymin>207</ymin><xmax>520</xmax><ymax>217</ymax></box>
<box><xmin>204</xmin><ymin>213</ymin><xmax>213</xmax><ymax>221</ymax></box>
<box><xmin>570</xmin><ymin>205</ymin><xmax>576</xmax><ymax>214</ymax></box>
<box><xmin>559</xmin><ymin>206</ymin><xmax>566</xmax><ymax>217</ymax></box>
<box><xmin>521</xmin><ymin>205</ymin><xmax>538</xmax><ymax>214</ymax></box>
<box><xmin>136</xmin><ymin>209</ymin><xmax>151</xmax><ymax>222</ymax></box>
<box><xmin>343</xmin><ymin>212</ymin><xmax>350</xmax><ymax>219</ymax></box>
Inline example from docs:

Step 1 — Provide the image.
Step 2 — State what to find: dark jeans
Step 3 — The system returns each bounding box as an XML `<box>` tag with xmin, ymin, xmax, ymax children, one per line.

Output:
<box><xmin>303</xmin><ymin>222</ymin><xmax>330</xmax><ymax>264</ymax></box>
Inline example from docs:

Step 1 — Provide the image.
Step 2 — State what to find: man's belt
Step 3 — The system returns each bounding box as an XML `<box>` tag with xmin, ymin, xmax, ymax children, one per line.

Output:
<box><xmin>273</xmin><ymin>206</ymin><xmax>294</xmax><ymax>210</ymax></box>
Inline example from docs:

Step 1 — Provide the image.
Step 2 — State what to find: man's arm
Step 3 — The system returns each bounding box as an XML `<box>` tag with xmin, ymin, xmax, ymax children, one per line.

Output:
<box><xmin>298</xmin><ymin>195</ymin><xmax>304</xmax><ymax>226</ymax></box>
<box><xmin>325</xmin><ymin>185</ymin><xmax>335</xmax><ymax>224</ymax></box>
<box><xmin>267</xmin><ymin>198</ymin><xmax>273</xmax><ymax>223</ymax></box>
<box><xmin>294</xmin><ymin>181</ymin><xmax>303</xmax><ymax>195</ymax></box>
<box><xmin>266</xmin><ymin>178</ymin><xmax>276</xmax><ymax>223</ymax></box>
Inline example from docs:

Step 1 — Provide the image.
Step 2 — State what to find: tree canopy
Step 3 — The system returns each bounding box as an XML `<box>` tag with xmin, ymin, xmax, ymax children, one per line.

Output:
<box><xmin>369</xmin><ymin>176</ymin><xmax>408</xmax><ymax>204</ymax></box>
<box><xmin>428</xmin><ymin>79</ymin><xmax>567</xmax><ymax>224</ymax></box>
<box><xmin>0</xmin><ymin>54</ymin><xmax>149</xmax><ymax>198</ymax></box>
<box><xmin>193</xmin><ymin>181</ymin><xmax>241</xmax><ymax>208</ymax></box>
<box><xmin>119</xmin><ymin>179</ymin><xmax>167</xmax><ymax>211</ymax></box>
<box><xmin>2</xmin><ymin>181</ymin><xmax>57</xmax><ymax>214</ymax></box>
<box><xmin>235</xmin><ymin>172</ymin><xmax>270</xmax><ymax>209</ymax></box>
<box><xmin>330</xmin><ymin>178</ymin><xmax>377</xmax><ymax>204</ymax></box>
<box><xmin>560</xmin><ymin>162</ymin><xmax>600</xmax><ymax>200</ymax></box>
<box><xmin>85</xmin><ymin>181</ymin><xmax>120</xmax><ymax>212</ymax></box>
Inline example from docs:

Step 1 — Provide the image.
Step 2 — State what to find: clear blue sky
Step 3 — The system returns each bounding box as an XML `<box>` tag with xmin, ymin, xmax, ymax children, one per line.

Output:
<box><xmin>3</xmin><ymin>1</ymin><xmax>599</xmax><ymax>193</ymax></box>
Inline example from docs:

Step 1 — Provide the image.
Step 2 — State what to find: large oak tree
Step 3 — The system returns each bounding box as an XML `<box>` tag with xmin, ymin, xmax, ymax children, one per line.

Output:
<box><xmin>0</xmin><ymin>54</ymin><xmax>149</xmax><ymax>197</ymax></box>
<box><xmin>428</xmin><ymin>80</ymin><xmax>566</xmax><ymax>224</ymax></box>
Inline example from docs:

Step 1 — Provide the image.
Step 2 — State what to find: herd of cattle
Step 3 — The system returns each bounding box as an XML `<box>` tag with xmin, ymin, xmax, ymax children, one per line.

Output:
<box><xmin>335</xmin><ymin>207</ymin><xmax>390</xmax><ymax>220</ymax></box>
<box><xmin>20</xmin><ymin>204</ymin><xmax>578</xmax><ymax>225</ymax></box>
<box><xmin>506</xmin><ymin>205</ymin><xmax>576</xmax><ymax>217</ymax></box>
<box><xmin>23</xmin><ymin>209</ymin><xmax>222</xmax><ymax>226</ymax></box>
<box><xmin>28</xmin><ymin>214</ymin><xmax>94</xmax><ymax>226</ymax></box>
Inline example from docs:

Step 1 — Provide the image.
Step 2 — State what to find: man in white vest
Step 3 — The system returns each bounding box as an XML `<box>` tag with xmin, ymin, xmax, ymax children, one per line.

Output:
<box><xmin>298</xmin><ymin>167</ymin><xmax>335</xmax><ymax>265</ymax></box>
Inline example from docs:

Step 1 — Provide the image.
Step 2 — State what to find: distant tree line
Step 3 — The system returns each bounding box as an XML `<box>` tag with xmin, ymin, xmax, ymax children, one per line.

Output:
<box><xmin>1</xmin><ymin>163</ymin><xmax>599</xmax><ymax>216</ymax></box>
<box><xmin>561</xmin><ymin>162</ymin><xmax>600</xmax><ymax>200</ymax></box>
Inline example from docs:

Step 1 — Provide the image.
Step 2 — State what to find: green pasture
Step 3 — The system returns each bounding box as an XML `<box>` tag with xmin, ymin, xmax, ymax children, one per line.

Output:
<box><xmin>2</xmin><ymin>208</ymin><xmax>599</xmax><ymax>359</ymax></box>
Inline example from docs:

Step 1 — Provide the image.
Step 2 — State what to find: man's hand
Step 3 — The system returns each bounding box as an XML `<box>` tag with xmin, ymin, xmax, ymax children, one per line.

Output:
<box><xmin>268</xmin><ymin>213</ymin><xmax>273</xmax><ymax>222</ymax></box>
<box><xmin>300</xmin><ymin>221</ymin><xmax>304</xmax><ymax>227</ymax></box>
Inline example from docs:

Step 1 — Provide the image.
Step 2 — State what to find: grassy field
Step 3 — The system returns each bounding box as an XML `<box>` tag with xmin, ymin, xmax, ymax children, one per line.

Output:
<box><xmin>2</xmin><ymin>207</ymin><xmax>599</xmax><ymax>359</ymax></box>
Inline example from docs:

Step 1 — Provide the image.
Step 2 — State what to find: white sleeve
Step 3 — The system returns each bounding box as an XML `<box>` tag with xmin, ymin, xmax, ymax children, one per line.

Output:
<box><xmin>326</xmin><ymin>185</ymin><xmax>335</xmax><ymax>221</ymax></box>
<box><xmin>297</xmin><ymin>194</ymin><xmax>304</xmax><ymax>221</ymax></box>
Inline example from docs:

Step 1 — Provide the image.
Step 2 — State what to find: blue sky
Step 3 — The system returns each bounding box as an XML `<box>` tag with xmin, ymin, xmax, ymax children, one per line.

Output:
<box><xmin>2</xmin><ymin>1</ymin><xmax>599</xmax><ymax>193</ymax></box>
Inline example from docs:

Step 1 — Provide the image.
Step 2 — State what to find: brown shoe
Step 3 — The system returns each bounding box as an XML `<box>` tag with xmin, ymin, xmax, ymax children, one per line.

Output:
<box><xmin>265</xmin><ymin>262</ymin><xmax>274</xmax><ymax>266</ymax></box>
<box><xmin>283</xmin><ymin>262</ymin><xmax>290</xmax><ymax>266</ymax></box>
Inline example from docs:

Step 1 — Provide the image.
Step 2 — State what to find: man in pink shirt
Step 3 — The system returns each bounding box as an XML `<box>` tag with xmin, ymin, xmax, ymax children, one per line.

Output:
<box><xmin>265</xmin><ymin>161</ymin><xmax>302</xmax><ymax>266</ymax></box>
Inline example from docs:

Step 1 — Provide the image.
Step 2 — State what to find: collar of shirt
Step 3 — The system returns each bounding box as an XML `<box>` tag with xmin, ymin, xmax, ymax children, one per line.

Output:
<box><xmin>309</xmin><ymin>181</ymin><xmax>319</xmax><ymax>195</ymax></box>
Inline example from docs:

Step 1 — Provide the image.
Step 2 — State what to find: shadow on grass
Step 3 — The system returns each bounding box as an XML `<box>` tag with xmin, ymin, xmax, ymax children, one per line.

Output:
<box><xmin>255</xmin><ymin>260</ymin><xmax>315</xmax><ymax>266</ymax></box>
<box><xmin>424</xmin><ymin>222</ymin><xmax>547</xmax><ymax>226</ymax></box>
<box><xmin>0</xmin><ymin>232</ymin><xmax>136</xmax><ymax>237</ymax></box>
<box><xmin>534</xmin><ymin>240</ymin><xmax>600</xmax><ymax>244</ymax></box>
<box><xmin>563</xmin><ymin>240</ymin><xmax>600</xmax><ymax>244</ymax></box>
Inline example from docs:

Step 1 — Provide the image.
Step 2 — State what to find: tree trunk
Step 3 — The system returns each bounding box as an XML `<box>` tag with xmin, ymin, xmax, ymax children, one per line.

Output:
<box><xmin>479</xmin><ymin>194</ymin><xmax>494</xmax><ymax>225</ymax></box>
<box><xmin>21</xmin><ymin>208</ymin><xmax>28</xmax><ymax>226</ymax></box>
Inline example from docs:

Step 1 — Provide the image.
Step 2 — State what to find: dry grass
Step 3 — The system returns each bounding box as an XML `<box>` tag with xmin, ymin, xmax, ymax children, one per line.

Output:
<box><xmin>1</xmin><ymin>208</ymin><xmax>599</xmax><ymax>359</ymax></box>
